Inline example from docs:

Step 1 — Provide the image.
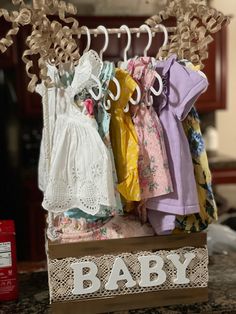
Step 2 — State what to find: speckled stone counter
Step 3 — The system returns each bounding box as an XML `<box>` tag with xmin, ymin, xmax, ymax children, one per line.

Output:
<box><xmin>0</xmin><ymin>253</ymin><xmax>236</xmax><ymax>314</ymax></box>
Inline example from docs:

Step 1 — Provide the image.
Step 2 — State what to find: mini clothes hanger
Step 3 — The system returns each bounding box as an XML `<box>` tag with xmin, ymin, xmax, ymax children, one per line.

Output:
<box><xmin>118</xmin><ymin>24</ymin><xmax>131</xmax><ymax>64</ymax></box>
<box><xmin>116</xmin><ymin>25</ymin><xmax>141</xmax><ymax>112</ymax></box>
<box><xmin>89</xmin><ymin>75</ymin><xmax>103</xmax><ymax>101</ymax></box>
<box><xmin>136</xmin><ymin>24</ymin><xmax>163</xmax><ymax>106</ymax></box>
<box><xmin>145</xmin><ymin>23</ymin><xmax>169</xmax><ymax>105</ymax></box>
<box><xmin>80</xmin><ymin>26</ymin><xmax>91</xmax><ymax>54</ymax></box>
<box><xmin>77</xmin><ymin>27</ymin><xmax>102</xmax><ymax>101</ymax></box>
<box><xmin>154</xmin><ymin>24</ymin><xmax>168</xmax><ymax>60</ymax></box>
<box><xmin>96</xmin><ymin>25</ymin><xmax>109</xmax><ymax>60</ymax></box>
<box><xmin>95</xmin><ymin>25</ymin><xmax>120</xmax><ymax>109</ymax></box>
<box><xmin>136</xmin><ymin>24</ymin><xmax>152</xmax><ymax>57</ymax></box>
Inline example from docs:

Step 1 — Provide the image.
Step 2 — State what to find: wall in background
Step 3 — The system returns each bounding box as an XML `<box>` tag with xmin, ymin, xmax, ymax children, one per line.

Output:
<box><xmin>0</xmin><ymin>0</ymin><xmax>168</xmax><ymax>14</ymax></box>
<box><xmin>212</xmin><ymin>0</ymin><xmax>236</xmax><ymax>158</ymax></box>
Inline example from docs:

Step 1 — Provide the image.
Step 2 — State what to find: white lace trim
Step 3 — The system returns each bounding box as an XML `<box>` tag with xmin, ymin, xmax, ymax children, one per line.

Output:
<box><xmin>41</xmin><ymin>113</ymin><xmax>116</xmax><ymax>215</ymax></box>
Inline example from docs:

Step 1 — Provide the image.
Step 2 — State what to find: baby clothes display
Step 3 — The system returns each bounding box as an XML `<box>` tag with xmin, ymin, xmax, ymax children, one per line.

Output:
<box><xmin>127</xmin><ymin>57</ymin><xmax>173</xmax><ymax>199</ymax></box>
<box><xmin>36</xmin><ymin>47</ymin><xmax>216</xmax><ymax>241</ymax></box>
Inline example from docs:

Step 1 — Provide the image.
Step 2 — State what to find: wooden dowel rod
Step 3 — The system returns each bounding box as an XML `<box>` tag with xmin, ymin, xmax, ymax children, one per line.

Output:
<box><xmin>78</xmin><ymin>26</ymin><xmax>176</xmax><ymax>36</ymax></box>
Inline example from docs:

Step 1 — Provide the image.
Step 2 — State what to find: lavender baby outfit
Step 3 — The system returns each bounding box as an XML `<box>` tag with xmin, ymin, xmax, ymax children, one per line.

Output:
<box><xmin>147</xmin><ymin>55</ymin><xmax>208</xmax><ymax>234</ymax></box>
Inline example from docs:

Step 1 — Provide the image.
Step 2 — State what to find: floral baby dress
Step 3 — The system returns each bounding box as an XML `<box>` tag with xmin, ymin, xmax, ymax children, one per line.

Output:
<box><xmin>127</xmin><ymin>57</ymin><xmax>173</xmax><ymax>199</ymax></box>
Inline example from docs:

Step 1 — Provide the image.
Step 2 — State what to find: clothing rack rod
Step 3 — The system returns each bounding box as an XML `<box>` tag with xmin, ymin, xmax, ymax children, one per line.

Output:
<box><xmin>78</xmin><ymin>26</ymin><xmax>176</xmax><ymax>36</ymax></box>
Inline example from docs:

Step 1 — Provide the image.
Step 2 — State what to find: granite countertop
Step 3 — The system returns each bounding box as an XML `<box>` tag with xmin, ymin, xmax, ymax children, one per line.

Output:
<box><xmin>0</xmin><ymin>253</ymin><xmax>236</xmax><ymax>314</ymax></box>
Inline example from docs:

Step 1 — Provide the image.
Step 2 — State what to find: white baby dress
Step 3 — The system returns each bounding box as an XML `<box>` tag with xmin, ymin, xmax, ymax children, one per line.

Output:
<box><xmin>37</xmin><ymin>50</ymin><xmax>116</xmax><ymax>216</ymax></box>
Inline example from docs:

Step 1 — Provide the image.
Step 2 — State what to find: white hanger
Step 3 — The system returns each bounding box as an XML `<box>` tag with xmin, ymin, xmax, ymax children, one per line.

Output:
<box><xmin>94</xmin><ymin>25</ymin><xmax>120</xmax><ymax>109</ymax></box>
<box><xmin>89</xmin><ymin>74</ymin><xmax>102</xmax><ymax>101</ymax></box>
<box><xmin>155</xmin><ymin>24</ymin><xmax>168</xmax><ymax>48</ymax></box>
<box><xmin>96</xmin><ymin>25</ymin><xmax>109</xmax><ymax>60</ymax></box>
<box><xmin>147</xmin><ymin>23</ymin><xmax>169</xmax><ymax>104</ymax></box>
<box><xmin>118</xmin><ymin>24</ymin><xmax>131</xmax><ymax>62</ymax></box>
<box><xmin>136</xmin><ymin>24</ymin><xmax>152</xmax><ymax>57</ymax></box>
<box><xmin>105</xmin><ymin>76</ymin><xmax>121</xmax><ymax>110</ymax></box>
<box><xmin>115</xmin><ymin>25</ymin><xmax>141</xmax><ymax>111</ymax></box>
<box><xmin>136</xmin><ymin>25</ymin><xmax>164</xmax><ymax>106</ymax></box>
<box><xmin>80</xmin><ymin>26</ymin><xmax>91</xmax><ymax>54</ymax></box>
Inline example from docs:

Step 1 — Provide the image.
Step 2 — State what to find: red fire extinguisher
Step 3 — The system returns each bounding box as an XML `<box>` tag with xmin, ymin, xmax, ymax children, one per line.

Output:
<box><xmin>0</xmin><ymin>220</ymin><xmax>19</xmax><ymax>301</ymax></box>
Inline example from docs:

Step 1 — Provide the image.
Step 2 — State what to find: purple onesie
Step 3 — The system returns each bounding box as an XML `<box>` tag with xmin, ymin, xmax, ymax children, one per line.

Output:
<box><xmin>147</xmin><ymin>55</ymin><xmax>208</xmax><ymax>234</ymax></box>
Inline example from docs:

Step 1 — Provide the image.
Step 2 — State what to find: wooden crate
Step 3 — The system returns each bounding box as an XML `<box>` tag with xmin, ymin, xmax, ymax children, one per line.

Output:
<box><xmin>47</xmin><ymin>233</ymin><xmax>208</xmax><ymax>314</ymax></box>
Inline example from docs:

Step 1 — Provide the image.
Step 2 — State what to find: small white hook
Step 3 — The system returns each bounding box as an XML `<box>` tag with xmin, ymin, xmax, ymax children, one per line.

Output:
<box><xmin>105</xmin><ymin>77</ymin><xmax>121</xmax><ymax>110</ymax></box>
<box><xmin>136</xmin><ymin>24</ymin><xmax>152</xmax><ymax>57</ymax></box>
<box><xmin>123</xmin><ymin>84</ymin><xmax>142</xmax><ymax>112</ymax></box>
<box><xmin>118</xmin><ymin>25</ymin><xmax>131</xmax><ymax>62</ymax></box>
<box><xmin>96</xmin><ymin>25</ymin><xmax>109</xmax><ymax>60</ymax></box>
<box><xmin>88</xmin><ymin>74</ymin><xmax>102</xmax><ymax>101</ymax></box>
<box><xmin>80</xmin><ymin>26</ymin><xmax>91</xmax><ymax>54</ymax></box>
<box><xmin>150</xmin><ymin>72</ymin><xmax>163</xmax><ymax>96</ymax></box>
<box><xmin>154</xmin><ymin>24</ymin><xmax>168</xmax><ymax>48</ymax></box>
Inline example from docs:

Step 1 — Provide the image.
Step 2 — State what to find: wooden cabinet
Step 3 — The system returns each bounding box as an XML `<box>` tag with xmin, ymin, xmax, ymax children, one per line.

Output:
<box><xmin>0</xmin><ymin>19</ymin><xmax>18</xmax><ymax>68</ymax></box>
<box><xmin>197</xmin><ymin>28</ymin><xmax>227</xmax><ymax>112</ymax></box>
<box><xmin>16</xmin><ymin>26</ymin><xmax>43</xmax><ymax>118</ymax></box>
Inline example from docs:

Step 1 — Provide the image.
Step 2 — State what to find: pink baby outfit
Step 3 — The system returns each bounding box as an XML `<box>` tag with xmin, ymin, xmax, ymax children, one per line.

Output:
<box><xmin>55</xmin><ymin>215</ymin><xmax>154</xmax><ymax>243</ymax></box>
<box><xmin>127</xmin><ymin>57</ymin><xmax>173</xmax><ymax>200</ymax></box>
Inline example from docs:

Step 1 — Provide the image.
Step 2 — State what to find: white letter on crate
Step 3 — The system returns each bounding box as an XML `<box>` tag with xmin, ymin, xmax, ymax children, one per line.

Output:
<box><xmin>167</xmin><ymin>253</ymin><xmax>196</xmax><ymax>284</ymax></box>
<box><xmin>105</xmin><ymin>257</ymin><xmax>136</xmax><ymax>290</ymax></box>
<box><xmin>138</xmin><ymin>255</ymin><xmax>166</xmax><ymax>287</ymax></box>
<box><xmin>71</xmin><ymin>261</ymin><xmax>101</xmax><ymax>295</ymax></box>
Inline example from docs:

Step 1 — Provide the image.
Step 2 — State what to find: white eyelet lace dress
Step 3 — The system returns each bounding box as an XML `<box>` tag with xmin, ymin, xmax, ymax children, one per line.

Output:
<box><xmin>37</xmin><ymin>50</ymin><xmax>116</xmax><ymax>216</ymax></box>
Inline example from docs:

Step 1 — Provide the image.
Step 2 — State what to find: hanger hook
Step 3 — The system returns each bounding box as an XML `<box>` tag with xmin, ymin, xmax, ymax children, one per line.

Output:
<box><xmin>96</xmin><ymin>25</ymin><xmax>109</xmax><ymax>60</ymax></box>
<box><xmin>154</xmin><ymin>24</ymin><xmax>168</xmax><ymax>48</ymax></box>
<box><xmin>80</xmin><ymin>26</ymin><xmax>91</xmax><ymax>54</ymax></box>
<box><xmin>136</xmin><ymin>24</ymin><xmax>152</xmax><ymax>57</ymax></box>
<box><xmin>118</xmin><ymin>25</ymin><xmax>131</xmax><ymax>62</ymax></box>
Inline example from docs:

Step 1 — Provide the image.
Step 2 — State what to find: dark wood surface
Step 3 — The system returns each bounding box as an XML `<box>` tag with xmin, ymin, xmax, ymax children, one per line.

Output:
<box><xmin>209</xmin><ymin>154</ymin><xmax>236</xmax><ymax>184</ymax></box>
<box><xmin>51</xmin><ymin>288</ymin><xmax>208</xmax><ymax>314</ymax></box>
<box><xmin>48</xmin><ymin>232</ymin><xmax>206</xmax><ymax>259</ymax></box>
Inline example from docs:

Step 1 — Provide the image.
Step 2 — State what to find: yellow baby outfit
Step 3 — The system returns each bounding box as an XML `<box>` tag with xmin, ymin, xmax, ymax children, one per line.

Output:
<box><xmin>109</xmin><ymin>68</ymin><xmax>141</xmax><ymax>203</ymax></box>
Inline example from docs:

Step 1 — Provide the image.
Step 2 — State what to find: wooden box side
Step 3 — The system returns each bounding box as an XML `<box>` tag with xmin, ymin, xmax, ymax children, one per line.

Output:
<box><xmin>51</xmin><ymin>287</ymin><xmax>208</xmax><ymax>314</ymax></box>
<box><xmin>47</xmin><ymin>233</ymin><xmax>207</xmax><ymax>259</ymax></box>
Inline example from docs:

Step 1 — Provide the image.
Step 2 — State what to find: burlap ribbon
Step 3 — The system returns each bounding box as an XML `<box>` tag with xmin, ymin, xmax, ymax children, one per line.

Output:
<box><xmin>145</xmin><ymin>0</ymin><xmax>230</xmax><ymax>68</ymax></box>
<box><xmin>0</xmin><ymin>0</ymin><xmax>230</xmax><ymax>90</ymax></box>
<box><xmin>0</xmin><ymin>0</ymin><xmax>80</xmax><ymax>92</ymax></box>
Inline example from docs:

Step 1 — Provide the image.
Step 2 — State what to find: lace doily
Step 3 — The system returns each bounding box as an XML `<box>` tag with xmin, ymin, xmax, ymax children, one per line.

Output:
<box><xmin>47</xmin><ymin>246</ymin><xmax>208</xmax><ymax>302</ymax></box>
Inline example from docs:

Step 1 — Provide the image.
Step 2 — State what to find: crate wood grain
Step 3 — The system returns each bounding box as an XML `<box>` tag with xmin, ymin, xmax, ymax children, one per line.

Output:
<box><xmin>47</xmin><ymin>233</ymin><xmax>207</xmax><ymax>259</ymax></box>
